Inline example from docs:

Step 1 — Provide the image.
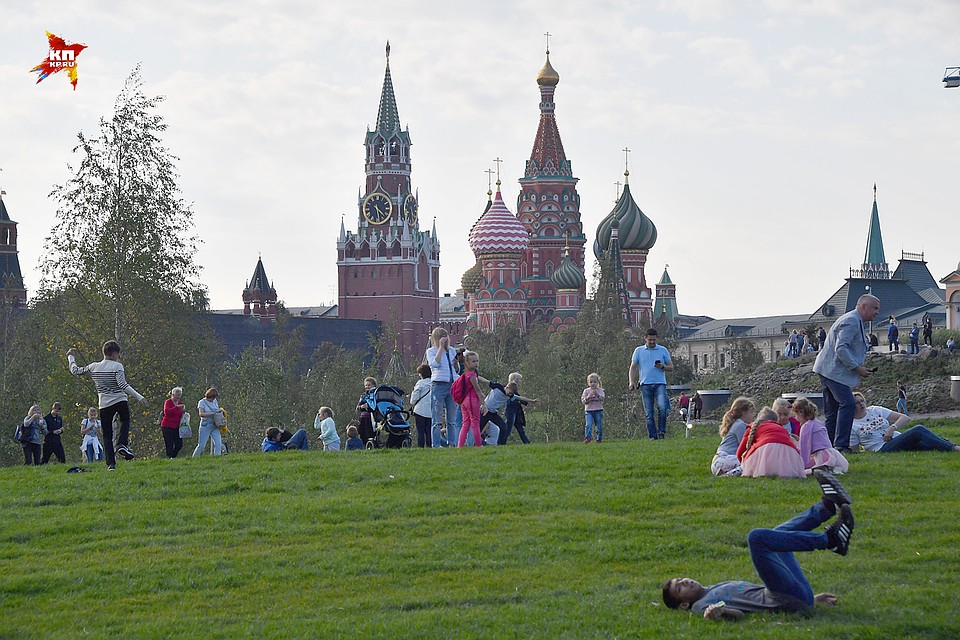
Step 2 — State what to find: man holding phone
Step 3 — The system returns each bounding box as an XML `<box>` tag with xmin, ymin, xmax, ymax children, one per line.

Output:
<box><xmin>628</xmin><ymin>328</ymin><xmax>673</xmax><ymax>439</ymax></box>
<box><xmin>813</xmin><ymin>294</ymin><xmax>880</xmax><ymax>454</ymax></box>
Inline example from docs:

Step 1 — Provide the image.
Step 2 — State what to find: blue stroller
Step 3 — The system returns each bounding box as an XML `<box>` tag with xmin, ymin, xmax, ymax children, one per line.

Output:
<box><xmin>360</xmin><ymin>385</ymin><xmax>412</xmax><ymax>449</ymax></box>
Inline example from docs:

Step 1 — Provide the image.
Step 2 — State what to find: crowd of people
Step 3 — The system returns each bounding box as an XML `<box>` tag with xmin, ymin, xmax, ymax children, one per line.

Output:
<box><xmin>11</xmin><ymin>309</ymin><xmax>960</xmax><ymax>627</ymax></box>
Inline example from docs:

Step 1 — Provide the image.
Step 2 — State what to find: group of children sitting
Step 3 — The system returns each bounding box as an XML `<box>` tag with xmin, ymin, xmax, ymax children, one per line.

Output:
<box><xmin>710</xmin><ymin>396</ymin><xmax>848</xmax><ymax>478</ymax></box>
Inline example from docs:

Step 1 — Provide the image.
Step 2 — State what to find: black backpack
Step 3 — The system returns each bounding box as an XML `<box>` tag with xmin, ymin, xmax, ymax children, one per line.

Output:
<box><xmin>14</xmin><ymin>424</ymin><xmax>32</xmax><ymax>444</ymax></box>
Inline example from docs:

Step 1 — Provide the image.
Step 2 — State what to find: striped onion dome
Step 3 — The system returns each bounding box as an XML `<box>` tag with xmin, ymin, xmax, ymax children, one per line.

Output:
<box><xmin>460</xmin><ymin>259</ymin><xmax>483</xmax><ymax>294</ymax></box>
<box><xmin>551</xmin><ymin>248</ymin><xmax>585</xmax><ymax>290</ymax></box>
<box><xmin>593</xmin><ymin>176</ymin><xmax>657</xmax><ymax>259</ymax></box>
<box><xmin>468</xmin><ymin>187</ymin><xmax>529</xmax><ymax>256</ymax></box>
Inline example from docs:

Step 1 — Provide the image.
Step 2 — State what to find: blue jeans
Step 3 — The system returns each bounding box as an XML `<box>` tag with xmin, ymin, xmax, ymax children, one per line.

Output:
<box><xmin>880</xmin><ymin>425</ymin><xmax>956</xmax><ymax>452</ymax></box>
<box><xmin>285</xmin><ymin>429</ymin><xmax>309</xmax><ymax>450</ymax></box>
<box><xmin>85</xmin><ymin>443</ymin><xmax>103</xmax><ymax>462</ymax></box>
<box><xmin>747</xmin><ymin>502</ymin><xmax>833</xmax><ymax>608</ymax></box>
<box><xmin>896</xmin><ymin>397</ymin><xmax>908</xmax><ymax>415</ymax></box>
<box><xmin>909</xmin><ymin>339</ymin><xmax>919</xmax><ymax>354</ymax></box>
<box><xmin>192</xmin><ymin>419</ymin><xmax>223</xmax><ymax>456</ymax></box>
<box><xmin>818</xmin><ymin>374</ymin><xmax>856</xmax><ymax>450</ymax></box>
<box><xmin>499</xmin><ymin>400</ymin><xmax>530</xmax><ymax>444</ymax></box>
<box><xmin>640</xmin><ymin>384</ymin><xmax>669</xmax><ymax>439</ymax></box>
<box><xmin>585</xmin><ymin>410</ymin><xmax>603</xmax><ymax>441</ymax></box>
<box><xmin>431</xmin><ymin>381</ymin><xmax>461</xmax><ymax>448</ymax></box>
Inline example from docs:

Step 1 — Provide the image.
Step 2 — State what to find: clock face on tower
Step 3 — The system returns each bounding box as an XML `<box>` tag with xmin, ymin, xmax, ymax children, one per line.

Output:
<box><xmin>403</xmin><ymin>194</ymin><xmax>418</xmax><ymax>225</ymax></box>
<box><xmin>362</xmin><ymin>193</ymin><xmax>392</xmax><ymax>225</ymax></box>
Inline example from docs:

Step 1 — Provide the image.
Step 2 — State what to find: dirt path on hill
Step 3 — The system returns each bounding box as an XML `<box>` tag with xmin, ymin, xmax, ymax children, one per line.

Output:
<box><xmin>908</xmin><ymin>410</ymin><xmax>960</xmax><ymax>420</ymax></box>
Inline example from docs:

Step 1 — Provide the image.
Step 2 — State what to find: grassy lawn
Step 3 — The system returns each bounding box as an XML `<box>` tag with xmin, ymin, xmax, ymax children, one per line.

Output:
<box><xmin>2</xmin><ymin>421</ymin><xmax>959</xmax><ymax>639</ymax></box>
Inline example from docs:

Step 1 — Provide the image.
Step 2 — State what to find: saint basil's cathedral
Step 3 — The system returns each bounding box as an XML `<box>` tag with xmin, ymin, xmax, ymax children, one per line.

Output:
<box><xmin>241</xmin><ymin>42</ymin><xmax>666</xmax><ymax>363</ymax></box>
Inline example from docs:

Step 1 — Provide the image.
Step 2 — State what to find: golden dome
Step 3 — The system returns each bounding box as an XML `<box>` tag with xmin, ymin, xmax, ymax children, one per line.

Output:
<box><xmin>460</xmin><ymin>260</ymin><xmax>483</xmax><ymax>294</ymax></box>
<box><xmin>536</xmin><ymin>52</ymin><xmax>560</xmax><ymax>86</ymax></box>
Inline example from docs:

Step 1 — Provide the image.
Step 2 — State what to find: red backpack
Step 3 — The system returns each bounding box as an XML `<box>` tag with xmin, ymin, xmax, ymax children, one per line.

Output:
<box><xmin>450</xmin><ymin>373</ymin><xmax>469</xmax><ymax>404</ymax></box>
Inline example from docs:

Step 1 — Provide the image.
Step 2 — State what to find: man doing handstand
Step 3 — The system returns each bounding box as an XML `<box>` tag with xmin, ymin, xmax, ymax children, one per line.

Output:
<box><xmin>662</xmin><ymin>469</ymin><xmax>855</xmax><ymax>620</ymax></box>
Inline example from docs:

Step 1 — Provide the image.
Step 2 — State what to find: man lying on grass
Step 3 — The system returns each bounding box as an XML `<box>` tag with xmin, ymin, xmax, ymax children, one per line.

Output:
<box><xmin>662</xmin><ymin>469</ymin><xmax>854</xmax><ymax>621</ymax></box>
<box><xmin>262</xmin><ymin>427</ymin><xmax>310</xmax><ymax>452</ymax></box>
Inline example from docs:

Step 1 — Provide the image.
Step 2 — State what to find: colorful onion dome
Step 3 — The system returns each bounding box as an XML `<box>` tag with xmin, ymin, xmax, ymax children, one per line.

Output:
<box><xmin>537</xmin><ymin>51</ymin><xmax>560</xmax><ymax>87</ymax></box>
<box><xmin>468</xmin><ymin>186</ymin><xmax>529</xmax><ymax>256</ymax></box>
<box><xmin>593</xmin><ymin>175</ymin><xmax>657</xmax><ymax>259</ymax></box>
<box><xmin>461</xmin><ymin>260</ymin><xmax>483</xmax><ymax>294</ymax></box>
<box><xmin>551</xmin><ymin>248</ymin><xmax>585</xmax><ymax>291</ymax></box>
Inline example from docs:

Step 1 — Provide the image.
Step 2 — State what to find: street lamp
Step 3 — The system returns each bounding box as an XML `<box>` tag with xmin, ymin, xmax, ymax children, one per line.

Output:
<box><xmin>944</xmin><ymin>67</ymin><xmax>960</xmax><ymax>88</ymax></box>
<box><xmin>865</xmin><ymin>285</ymin><xmax>874</xmax><ymax>340</ymax></box>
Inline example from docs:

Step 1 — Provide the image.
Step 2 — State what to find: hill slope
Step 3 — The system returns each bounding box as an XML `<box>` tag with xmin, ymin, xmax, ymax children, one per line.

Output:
<box><xmin>2</xmin><ymin>430</ymin><xmax>960</xmax><ymax>639</ymax></box>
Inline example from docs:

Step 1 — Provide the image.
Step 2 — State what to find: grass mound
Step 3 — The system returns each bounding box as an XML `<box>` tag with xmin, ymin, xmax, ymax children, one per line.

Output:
<box><xmin>2</xmin><ymin>423</ymin><xmax>959</xmax><ymax>639</ymax></box>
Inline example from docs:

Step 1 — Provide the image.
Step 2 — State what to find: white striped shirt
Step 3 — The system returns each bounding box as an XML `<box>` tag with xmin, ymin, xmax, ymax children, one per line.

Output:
<box><xmin>68</xmin><ymin>355</ymin><xmax>144</xmax><ymax>409</ymax></box>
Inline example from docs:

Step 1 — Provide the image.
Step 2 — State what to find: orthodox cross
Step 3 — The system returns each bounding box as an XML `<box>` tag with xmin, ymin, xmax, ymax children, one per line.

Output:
<box><xmin>484</xmin><ymin>168</ymin><xmax>495</xmax><ymax>193</ymax></box>
<box><xmin>492</xmin><ymin>157</ymin><xmax>503</xmax><ymax>183</ymax></box>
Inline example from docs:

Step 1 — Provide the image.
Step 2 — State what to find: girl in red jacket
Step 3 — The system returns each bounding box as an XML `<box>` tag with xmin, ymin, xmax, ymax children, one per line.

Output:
<box><xmin>737</xmin><ymin>407</ymin><xmax>805</xmax><ymax>478</ymax></box>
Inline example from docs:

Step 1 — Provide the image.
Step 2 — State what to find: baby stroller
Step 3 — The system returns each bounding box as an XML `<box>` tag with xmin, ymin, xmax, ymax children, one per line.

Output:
<box><xmin>360</xmin><ymin>385</ymin><xmax>412</xmax><ymax>449</ymax></box>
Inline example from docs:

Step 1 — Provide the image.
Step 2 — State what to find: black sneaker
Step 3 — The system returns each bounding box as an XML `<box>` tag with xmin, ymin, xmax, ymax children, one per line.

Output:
<box><xmin>825</xmin><ymin>504</ymin><xmax>855</xmax><ymax>556</ymax></box>
<box><xmin>836</xmin><ymin>447</ymin><xmax>856</xmax><ymax>455</ymax></box>
<box><xmin>107</xmin><ymin>465</ymin><xmax>116</xmax><ymax>471</ymax></box>
<box><xmin>813</xmin><ymin>468</ymin><xmax>853</xmax><ymax>514</ymax></box>
<box><xmin>116</xmin><ymin>445</ymin><xmax>135</xmax><ymax>460</ymax></box>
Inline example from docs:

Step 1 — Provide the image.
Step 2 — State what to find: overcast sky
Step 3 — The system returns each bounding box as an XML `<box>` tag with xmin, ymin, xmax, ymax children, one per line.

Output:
<box><xmin>3</xmin><ymin>0</ymin><xmax>960</xmax><ymax>320</ymax></box>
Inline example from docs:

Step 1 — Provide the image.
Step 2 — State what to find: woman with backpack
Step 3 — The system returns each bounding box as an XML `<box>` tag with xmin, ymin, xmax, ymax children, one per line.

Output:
<box><xmin>19</xmin><ymin>404</ymin><xmax>46</xmax><ymax>465</ymax></box>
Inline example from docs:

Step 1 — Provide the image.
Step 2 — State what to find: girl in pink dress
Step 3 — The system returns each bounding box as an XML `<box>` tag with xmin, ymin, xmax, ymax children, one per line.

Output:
<box><xmin>457</xmin><ymin>351</ymin><xmax>486</xmax><ymax>448</ymax></box>
<box><xmin>793</xmin><ymin>397</ymin><xmax>848</xmax><ymax>474</ymax></box>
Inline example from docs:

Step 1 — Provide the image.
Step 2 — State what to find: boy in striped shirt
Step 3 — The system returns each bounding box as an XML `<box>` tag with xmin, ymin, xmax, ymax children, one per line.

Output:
<box><xmin>68</xmin><ymin>341</ymin><xmax>148</xmax><ymax>470</ymax></box>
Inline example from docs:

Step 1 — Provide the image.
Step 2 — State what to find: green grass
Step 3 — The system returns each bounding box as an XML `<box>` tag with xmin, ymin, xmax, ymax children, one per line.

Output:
<box><xmin>2</xmin><ymin>422</ymin><xmax>960</xmax><ymax>639</ymax></box>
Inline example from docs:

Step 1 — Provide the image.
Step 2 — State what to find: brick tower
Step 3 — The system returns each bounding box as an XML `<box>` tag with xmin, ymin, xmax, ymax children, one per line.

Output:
<box><xmin>0</xmin><ymin>192</ymin><xmax>27</xmax><ymax>306</ymax></box>
<box><xmin>242</xmin><ymin>256</ymin><xmax>277</xmax><ymax>322</ymax></box>
<box><xmin>516</xmin><ymin>45</ymin><xmax>586</xmax><ymax>325</ymax></box>
<box><xmin>336</xmin><ymin>42</ymin><xmax>441</xmax><ymax>362</ymax></box>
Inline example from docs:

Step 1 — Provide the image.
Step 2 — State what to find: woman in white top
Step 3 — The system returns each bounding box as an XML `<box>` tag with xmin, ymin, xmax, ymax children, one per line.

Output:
<box><xmin>410</xmin><ymin>364</ymin><xmax>433</xmax><ymax>448</ymax></box>
<box><xmin>424</xmin><ymin>327</ymin><xmax>460</xmax><ymax>447</ymax></box>
<box><xmin>850</xmin><ymin>392</ymin><xmax>960</xmax><ymax>453</ymax></box>
<box><xmin>193</xmin><ymin>387</ymin><xmax>224</xmax><ymax>456</ymax></box>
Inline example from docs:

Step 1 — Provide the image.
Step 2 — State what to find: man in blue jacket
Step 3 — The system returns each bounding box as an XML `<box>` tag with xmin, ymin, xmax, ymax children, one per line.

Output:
<box><xmin>813</xmin><ymin>295</ymin><xmax>880</xmax><ymax>453</ymax></box>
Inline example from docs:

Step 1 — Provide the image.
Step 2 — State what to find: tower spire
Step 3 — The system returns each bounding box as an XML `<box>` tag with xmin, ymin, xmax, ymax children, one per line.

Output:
<box><xmin>861</xmin><ymin>183</ymin><xmax>888</xmax><ymax>279</ymax></box>
<box><xmin>375</xmin><ymin>41</ymin><xmax>400</xmax><ymax>135</ymax></box>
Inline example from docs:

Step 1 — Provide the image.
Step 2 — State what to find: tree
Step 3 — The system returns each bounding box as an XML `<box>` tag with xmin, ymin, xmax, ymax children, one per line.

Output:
<box><xmin>39</xmin><ymin>65</ymin><xmax>204</xmax><ymax>341</ymax></box>
<box><xmin>728</xmin><ymin>337</ymin><xmax>765</xmax><ymax>373</ymax></box>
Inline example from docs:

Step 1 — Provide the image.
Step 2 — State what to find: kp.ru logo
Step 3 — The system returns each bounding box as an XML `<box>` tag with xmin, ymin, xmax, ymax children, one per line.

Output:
<box><xmin>30</xmin><ymin>31</ymin><xmax>87</xmax><ymax>90</ymax></box>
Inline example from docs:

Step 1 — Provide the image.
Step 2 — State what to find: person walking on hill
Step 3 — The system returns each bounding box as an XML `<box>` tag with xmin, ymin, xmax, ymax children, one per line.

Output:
<box><xmin>193</xmin><ymin>388</ymin><xmax>225</xmax><ymax>457</ymax></box>
<box><xmin>19</xmin><ymin>404</ymin><xmax>45</xmax><ymax>466</ymax></box>
<box><xmin>68</xmin><ymin>341</ymin><xmax>148</xmax><ymax>470</ymax></box>
<box><xmin>160</xmin><ymin>387</ymin><xmax>186</xmax><ymax>459</ymax></box>
<box><xmin>582</xmin><ymin>373</ymin><xmax>605</xmax><ymax>443</ymax></box>
<box><xmin>41</xmin><ymin>402</ymin><xmax>66</xmax><ymax>464</ymax></box>
<box><xmin>629</xmin><ymin>328</ymin><xmax>673</xmax><ymax>439</ymax></box>
<box><xmin>896</xmin><ymin>381</ymin><xmax>908</xmax><ymax>416</ymax></box>
<box><xmin>813</xmin><ymin>294</ymin><xmax>879</xmax><ymax>454</ymax></box>
<box><xmin>692</xmin><ymin>392</ymin><xmax>703</xmax><ymax>421</ymax></box>
<box><xmin>425</xmin><ymin>327</ymin><xmax>461</xmax><ymax>448</ymax></box>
